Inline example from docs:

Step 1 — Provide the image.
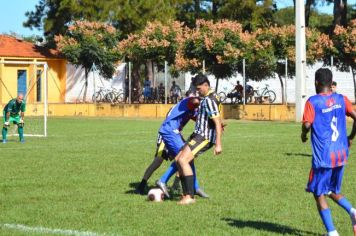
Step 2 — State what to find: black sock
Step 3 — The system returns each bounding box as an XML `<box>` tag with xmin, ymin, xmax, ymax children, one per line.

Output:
<box><xmin>180</xmin><ymin>176</ymin><xmax>187</xmax><ymax>194</ymax></box>
<box><xmin>184</xmin><ymin>175</ymin><xmax>194</xmax><ymax>197</ymax></box>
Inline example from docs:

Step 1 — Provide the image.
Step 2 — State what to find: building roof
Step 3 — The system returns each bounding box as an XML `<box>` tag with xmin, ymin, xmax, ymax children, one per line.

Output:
<box><xmin>0</xmin><ymin>35</ymin><xmax>61</xmax><ymax>59</ymax></box>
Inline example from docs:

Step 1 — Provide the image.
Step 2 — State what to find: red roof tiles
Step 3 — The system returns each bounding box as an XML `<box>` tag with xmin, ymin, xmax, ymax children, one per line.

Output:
<box><xmin>0</xmin><ymin>35</ymin><xmax>61</xmax><ymax>58</ymax></box>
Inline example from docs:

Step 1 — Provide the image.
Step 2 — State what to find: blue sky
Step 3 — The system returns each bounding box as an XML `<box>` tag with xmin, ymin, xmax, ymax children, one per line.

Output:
<box><xmin>0</xmin><ymin>0</ymin><xmax>42</xmax><ymax>36</ymax></box>
<box><xmin>0</xmin><ymin>0</ymin><xmax>337</xmax><ymax>37</ymax></box>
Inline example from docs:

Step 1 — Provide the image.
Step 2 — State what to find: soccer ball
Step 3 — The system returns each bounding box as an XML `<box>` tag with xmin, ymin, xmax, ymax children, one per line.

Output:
<box><xmin>147</xmin><ymin>188</ymin><xmax>164</xmax><ymax>202</ymax></box>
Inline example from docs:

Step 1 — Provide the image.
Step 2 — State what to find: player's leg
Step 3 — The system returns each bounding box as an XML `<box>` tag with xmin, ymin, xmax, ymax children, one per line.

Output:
<box><xmin>176</xmin><ymin>145</ymin><xmax>195</xmax><ymax>204</ymax></box>
<box><xmin>17</xmin><ymin>122</ymin><xmax>24</xmax><ymax>142</ymax></box>
<box><xmin>156</xmin><ymin>133</ymin><xmax>185</xmax><ymax>198</ymax></box>
<box><xmin>136</xmin><ymin>156</ymin><xmax>164</xmax><ymax>194</ymax></box>
<box><xmin>328</xmin><ymin>166</ymin><xmax>356</xmax><ymax>235</ymax></box>
<box><xmin>190</xmin><ymin>161</ymin><xmax>209</xmax><ymax>198</ymax></box>
<box><xmin>2</xmin><ymin>111</ymin><xmax>8</xmax><ymax>143</ymax></box>
<box><xmin>307</xmin><ymin>168</ymin><xmax>338</xmax><ymax>235</ymax></box>
<box><xmin>136</xmin><ymin>138</ymin><xmax>166</xmax><ymax>194</ymax></box>
<box><xmin>314</xmin><ymin>194</ymin><xmax>338</xmax><ymax>236</ymax></box>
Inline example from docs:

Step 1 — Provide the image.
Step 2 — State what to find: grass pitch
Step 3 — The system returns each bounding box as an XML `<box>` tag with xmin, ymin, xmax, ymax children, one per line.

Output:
<box><xmin>1</xmin><ymin>118</ymin><xmax>356</xmax><ymax>236</ymax></box>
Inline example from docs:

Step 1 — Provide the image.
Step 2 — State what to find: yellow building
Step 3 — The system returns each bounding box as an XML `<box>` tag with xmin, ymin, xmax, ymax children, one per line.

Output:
<box><xmin>0</xmin><ymin>35</ymin><xmax>66</xmax><ymax>104</ymax></box>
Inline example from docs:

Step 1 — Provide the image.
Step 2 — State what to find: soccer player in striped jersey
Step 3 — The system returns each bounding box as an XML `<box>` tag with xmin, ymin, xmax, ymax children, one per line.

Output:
<box><xmin>302</xmin><ymin>68</ymin><xmax>356</xmax><ymax>236</ymax></box>
<box><xmin>176</xmin><ymin>74</ymin><xmax>223</xmax><ymax>205</ymax></box>
<box><xmin>136</xmin><ymin>96</ymin><xmax>208</xmax><ymax>198</ymax></box>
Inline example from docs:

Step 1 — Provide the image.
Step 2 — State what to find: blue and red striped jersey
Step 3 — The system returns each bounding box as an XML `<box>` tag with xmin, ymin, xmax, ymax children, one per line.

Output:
<box><xmin>159</xmin><ymin>97</ymin><xmax>198</xmax><ymax>135</ymax></box>
<box><xmin>303</xmin><ymin>93</ymin><xmax>353</xmax><ymax>169</ymax></box>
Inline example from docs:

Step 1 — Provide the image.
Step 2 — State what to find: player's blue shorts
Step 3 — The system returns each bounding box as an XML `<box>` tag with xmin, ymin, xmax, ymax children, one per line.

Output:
<box><xmin>306</xmin><ymin>166</ymin><xmax>345</xmax><ymax>196</ymax></box>
<box><xmin>160</xmin><ymin>131</ymin><xmax>185</xmax><ymax>158</ymax></box>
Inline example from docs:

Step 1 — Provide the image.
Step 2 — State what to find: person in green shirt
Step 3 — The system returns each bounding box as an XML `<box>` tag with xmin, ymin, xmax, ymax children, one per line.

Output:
<box><xmin>2</xmin><ymin>94</ymin><xmax>26</xmax><ymax>143</ymax></box>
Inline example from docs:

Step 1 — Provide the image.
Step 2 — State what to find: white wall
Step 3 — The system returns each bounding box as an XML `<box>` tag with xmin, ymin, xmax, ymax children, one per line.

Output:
<box><xmin>65</xmin><ymin>63</ymin><xmax>126</xmax><ymax>103</ymax></box>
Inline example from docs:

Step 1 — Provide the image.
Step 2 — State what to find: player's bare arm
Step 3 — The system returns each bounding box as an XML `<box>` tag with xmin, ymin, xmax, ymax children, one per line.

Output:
<box><xmin>347</xmin><ymin>110</ymin><xmax>356</xmax><ymax>146</ymax></box>
<box><xmin>301</xmin><ymin>122</ymin><xmax>311</xmax><ymax>142</ymax></box>
<box><xmin>212</xmin><ymin>116</ymin><xmax>222</xmax><ymax>155</ymax></box>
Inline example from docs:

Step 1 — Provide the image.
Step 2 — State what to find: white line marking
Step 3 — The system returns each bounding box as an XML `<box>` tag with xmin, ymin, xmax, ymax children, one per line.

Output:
<box><xmin>1</xmin><ymin>223</ymin><xmax>117</xmax><ymax>236</ymax></box>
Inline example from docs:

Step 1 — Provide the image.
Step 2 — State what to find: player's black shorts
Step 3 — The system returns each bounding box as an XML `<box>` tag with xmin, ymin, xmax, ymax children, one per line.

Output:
<box><xmin>186</xmin><ymin>133</ymin><xmax>213</xmax><ymax>157</ymax></box>
<box><xmin>155</xmin><ymin>134</ymin><xmax>172</xmax><ymax>161</ymax></box>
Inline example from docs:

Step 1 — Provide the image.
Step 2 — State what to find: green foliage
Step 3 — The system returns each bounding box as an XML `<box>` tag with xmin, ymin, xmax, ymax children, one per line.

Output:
<box><xmin>218</xmin><ymin>0</ymin><xmax>275</xmax><ymax>31</ymax></box>
<box><xmin>1</xmin><ymin>118</ymin><xmax>356</xmax><ymax>235</ymax></box>
<box><xmin>24</xmin><ymin>0</ymin><xmax>107</xmax><ymax>48</ymax></box>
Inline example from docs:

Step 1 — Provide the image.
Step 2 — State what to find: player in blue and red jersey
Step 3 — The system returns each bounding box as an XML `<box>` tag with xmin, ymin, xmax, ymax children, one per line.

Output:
<box><xmin>136</xmin><ymin>96</ymin><xmax>208</xmax><ymax>198</ymax></box>
<box><xmin>302</xmin><ymin>68</ymin><xmax>356</xmax><ymax>236</ymax></box>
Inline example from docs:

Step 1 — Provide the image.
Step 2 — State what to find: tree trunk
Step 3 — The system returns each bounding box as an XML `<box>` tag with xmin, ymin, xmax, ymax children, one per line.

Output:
<box><xmin>333</xmin><ymin>0</ymin><xmax>347</xmax><ymax>29</ymax></box>
<box><xmin>305</xmin><ymin>0</ymin><xmax>314</xmax><ymax>27</ymax></box>
<box><xmin>83</xmin><ymin>69</ymin><xmax>89</xmax><ymax>103</ymax></box>
<box><xmin>132</xmin><ymin>62</ymin><xmax>142</xmax><ymax>100</ymax></box>
<box><xmin>146</xmin><ymin>60</ymin><xmax>154</xmax><ymax>85</ymax></box>
<box><xmin>278</xmin><ymin>75</ymin><xmax>285</xmax><ymax>104</ymax></box>
<box><xmin>194</xmin><ymin>0</ymin><xmax>200</xmax><ymax>20</ymax></box>
<box><xmin>212</xmin><ymin>0</ymin><xmax>218</xmax><ymax>20</ymax></box>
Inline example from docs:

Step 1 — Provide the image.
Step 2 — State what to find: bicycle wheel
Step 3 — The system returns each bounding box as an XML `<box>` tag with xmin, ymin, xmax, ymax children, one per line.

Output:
<box><xmin>263</xmin><ymin>90</ymin><xmax>276</xmax><ymax>103</ymax></box>
<box><xmin>115</xmin><ymin>93</ymin><xmax>124</xmax><ymax>103</ymax></box>
<box><xmin>104</xmin><ymin>92</ymin><xmax>116</xmax><ymax>104</ymax></box>
<box><xmin>218</xmin><ymin>92</ymin><xmax>227</xmax><ymax>103</ymax></box>
<box><xmin>92</xmin><ymin>92</ymin><xmax>102</xmax><ymax>103</ymax></box>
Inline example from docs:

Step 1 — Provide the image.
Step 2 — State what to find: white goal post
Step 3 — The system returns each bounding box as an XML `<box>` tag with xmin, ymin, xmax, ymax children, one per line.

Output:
<box><xmin>0</xmin><ymin>61</ymin><xmax>48</xmax><ymax>137</ymax></box>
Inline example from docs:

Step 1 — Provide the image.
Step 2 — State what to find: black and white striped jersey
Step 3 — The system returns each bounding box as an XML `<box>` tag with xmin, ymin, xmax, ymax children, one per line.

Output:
<box><xmin>194</xmin><ymin>90</ymin><xmax>221</xmax><ymax>143</ymax></box>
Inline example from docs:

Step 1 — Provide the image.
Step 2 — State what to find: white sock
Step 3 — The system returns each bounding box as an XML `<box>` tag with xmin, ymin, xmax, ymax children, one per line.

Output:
<box><xmin>328</xmin><ymin>230</ymin><xmax>339</xmax><ymax>236</ymax></box>
<box><xmin>350</xmin><ymin>207</ymin><xmax>356</xmax><ymax>216</ymax></box>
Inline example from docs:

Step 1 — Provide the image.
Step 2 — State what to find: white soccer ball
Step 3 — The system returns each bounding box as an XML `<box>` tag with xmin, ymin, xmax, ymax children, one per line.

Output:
<box><xmin>147</xmin><ymin>188</ymin><xmax>164</xmax><ymax>202</ymax></box>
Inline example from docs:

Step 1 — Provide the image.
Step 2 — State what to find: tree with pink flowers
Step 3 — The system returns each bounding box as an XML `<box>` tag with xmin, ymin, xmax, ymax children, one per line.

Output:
<box><xmin>332</xmin><ymin>19</ymin><xmax>356</xmax><ymax>100</ymax></box>
<box><xmin>55</xmin><ymin>20</ymin><xmax>120</xmax><ymax>101</ymax></box>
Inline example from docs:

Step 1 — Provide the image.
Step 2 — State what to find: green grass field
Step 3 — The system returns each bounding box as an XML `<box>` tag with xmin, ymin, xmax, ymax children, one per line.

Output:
<box><xmin>1</xmin><ymin>118</ymin><xmax>356</xmax><ymax>236</ymax></box>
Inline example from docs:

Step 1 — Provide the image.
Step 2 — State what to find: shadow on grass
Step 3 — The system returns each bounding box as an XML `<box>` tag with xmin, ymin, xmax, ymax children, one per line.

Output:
<box><xmin>222</xmin><ymin>218</ymin><xmax>321</xmax><ymax>236</ymax></box>
<box><xmin>285</xmin><ymin>152</ymin><xmax>312</xmax><ymax>157</ymax></box>
<box><xmin>125</xmin><ymin>182</ymin><xmax>144</xmax><ymax>195</ymax></box>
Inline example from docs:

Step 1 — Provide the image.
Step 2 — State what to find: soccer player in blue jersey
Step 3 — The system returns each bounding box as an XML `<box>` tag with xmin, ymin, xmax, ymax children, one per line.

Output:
<box><xmin>301</xmin><ymin>68</ymin><xmax>356</xmax><ymax>236</ymax></box>
<box><xmin>136</xmin><ymin>96</ymin><xmax>208</xmax><ymax>198</ymax></box>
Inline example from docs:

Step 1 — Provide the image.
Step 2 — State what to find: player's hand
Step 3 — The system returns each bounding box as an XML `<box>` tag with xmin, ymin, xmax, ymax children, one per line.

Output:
<box><xmin>4</xmin><ymin>121</ymin><xmax>9</xmax><ymax>126</ymax></box>
<box><xmin>221</xmin><ymin>123</ymin><xmax>227</xmax><ymax>132</ymax></box>
<box><xmin>301</xmin><ymin>133</ymin><xmax>308</xmax><ymax>143</ymax></box>
<box><xmin>214</xmin><ymin>144</ymin><xmax>222</xmax><ymax>155</ymax></box>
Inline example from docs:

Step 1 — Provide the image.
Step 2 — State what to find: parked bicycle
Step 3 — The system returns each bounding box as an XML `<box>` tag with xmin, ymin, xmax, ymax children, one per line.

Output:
<box><xmin>252</xmin><ymin>84</ymin><xmax>276</xmax><ymax>104</ymax></box>
<box><xmin>92</xmin><ymin>87</ymin><xmax>124</xmax><ymax>104</ymax></box>
<box><xmin>218</xmin><ymin>86</ymin><xmax>242</xmax><ymax>104</ymax></box>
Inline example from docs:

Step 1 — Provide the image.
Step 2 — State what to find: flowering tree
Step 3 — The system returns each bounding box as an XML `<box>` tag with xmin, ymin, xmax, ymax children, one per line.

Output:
<box><xmin>118</xmin><ymin>21</ymin><xmax>184</xmax><ymax>90</ymax></box>
<box><xmin>332</xmin><ymin>19</ymin><xmax>356</xmax><ymax>100</ymax></box>
<box><xmin>174</xmin><ymin>19</ymin><xmax>249</xmax><ymax>90</ymax></box>
<box><xmin>55</xmin><ymin>20</ymin><xmax>120</xmax><ymax>101</ymax></box>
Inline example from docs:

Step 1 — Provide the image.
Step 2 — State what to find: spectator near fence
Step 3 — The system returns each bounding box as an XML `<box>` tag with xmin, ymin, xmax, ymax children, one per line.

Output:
<box><xmin>170</xmin><ymin>81</ymin><xmax>181</xmax><ymax>104</ymax></box>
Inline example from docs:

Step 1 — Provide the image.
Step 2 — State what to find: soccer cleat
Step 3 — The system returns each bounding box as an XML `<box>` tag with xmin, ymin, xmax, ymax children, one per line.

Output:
<box><xmin>2</xmin><ymin>139</ymin><xmax>7</xmax><ymax>144</ymax></box>
<box><xmin>20</xmin><ymin>139</ymin><xmax>25</xmax><ymax>143</ymax></box>
<box><xmin>177</xmin><ymin>196</ymin><xmax>196</xmax><ymax>205</ymax></box>
<box><xmin>156</xmin><ymin>180</ymin><xmax>170</xmax><ymax>198</ymax></box>
<box><xmin>195</xmin><ymin>188</ymin><xmax>209</xmax><ymax>198</ymax></box>
<box><xmin>135</xmin><ymin>182</ymin><xmax>147</xmax><ymax>195</ymax></box>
